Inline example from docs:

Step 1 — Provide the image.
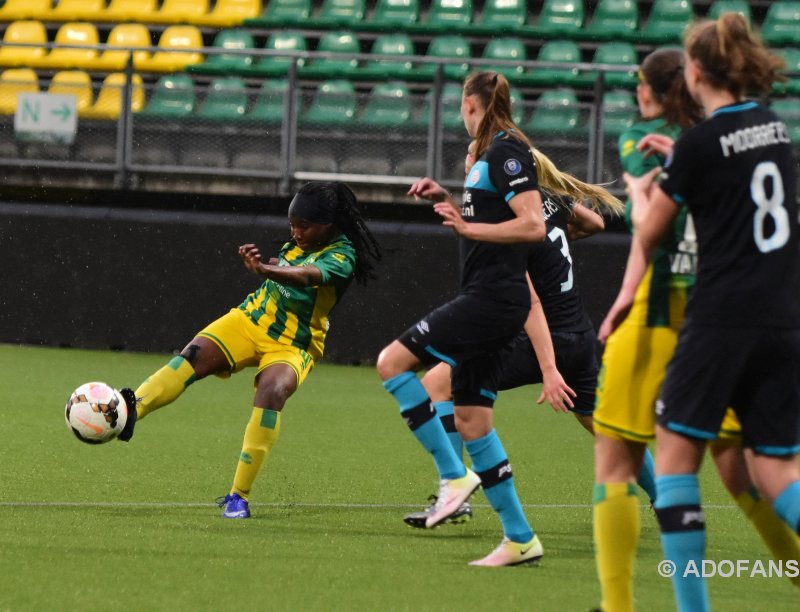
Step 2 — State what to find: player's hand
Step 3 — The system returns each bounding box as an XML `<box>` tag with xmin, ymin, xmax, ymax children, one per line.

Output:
<box><xmin>537</xmin><ymin>370</ymin><xmax>576</xmax><ymax>413</ymax></box>
<box><xmin>408</xmin><ymin>177</ymin><xmax>450</xmax><ymax>203</ymax></box>
<box><xmin>239</xmin><ymin>243</ymin><xmax>265</xmax><ymax>274</ymax></box>
<box><xmin>637</xmin><ymin>134</ymin><xmax>675</xmax><ymax>159</ymax></box>
<box><xmin>623</xmin><ymin>168</ymin><xmax>661</xmax><ymax>200</ymax></box>
<box><xmin>598</xmin><ymin>296</ymin><xmax>633</xmax><ymax>344</ymax></box>
<box><xmin>433</xmin><ymin>201</ymin><xmax>469</xmax><ymax>236</ymax></box>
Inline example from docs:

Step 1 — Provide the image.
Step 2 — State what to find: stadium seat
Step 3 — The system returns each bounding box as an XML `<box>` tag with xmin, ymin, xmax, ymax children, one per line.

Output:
<box><xmin>88</xmin><ymin>24</ymin><xmax>151</xmax><ymax>72</ymax></box>
<box><xmin>365</xmin><ymin>0</ymin><xmax>420</xmax><ymax>31</ymax></box>
<box><xmin>771</xmin><ymin>97</ymin><xmax>800</xmax><ymax>141</ymax></box>
<box><xmin>774</xmin><ymin>48</ymin><xmax>800</xmax><ymax>95</ymax></box>
<box><xmin>81</xmin><ymin>72</ymin><xmax>144</xmax><ymax>119</ymax></box>
<box><xmin>300</xmin><ymin>79</ymin><xmax>356</xmax><ymax>126</ymax></box>
<box><xmin>522</xmin><ymin>39</ymin><xmax>582</xmax><ymax>87</ymax></box>
<box><xmin>48</xmin><ymin>70</ymin><xmax>93</xmax><ymax>115</ymax></box>
<box><xmin>251</xmin><ymin>30</ymin><xmax>307</xmax><ymax>77</ymax></box>
<box><xmin>299</xmin><ymin>31</ymin><xmax>359</xmax><ymax>79</ymax></box>
<box><xmin>0</xmin><ymin>0</ymin><xmax>52</xmax><ymax>21</ymax></box>
<box><xmin>761</xmin><ymin>2</ymin><xmax>800</xmax><ymax>48</ymax></box>
<box><xmin>194</xmin><ymin>0</ymin><xmax>262</xmax><ymax>27</ymax></box>
<box><xmin>0</xmin><ymin>20</ymin><xmax>47</xmax><ymax>68</ymax></box>
<box><xmin>602</xmin><ymin>89</ymin><xmax>636</xmax><ymax>137</ymax></box>
<box><xmin>102</xmin><ymin>0</ymin><xmax>158</xmax><ymax>22</ymax></box>
<box><xmin>247</xmin><ymin>78</ymin><xmax>289</xmax><ymax>123</ymax></box>
<box><xmin>707</xmin><ymin>0</ymin><xmax>751</xmax><ymax>24</ymax></box>
<box><xmin>140</xmin><ymin>73</ymin><xmax>196</xmax><ymax>118</ymax></box>
<box><xmin>134</xmin><ymin>26</ymin><xmax>204</xmax><ymax>73</ymax></box>
<box><xmin>508</xmin><ymin>85</ymin><xmax>524</xmax><ymax>124</ymax></box>
<box><xmin>531</xmin><ymin>0</ymin><xmax>585</xmax><ymax>38</ymax></box>
<box><xmin>639</xmin><ymin>0</ymin><xmax>694</xmax><ymax>44</ymax></box>
<box><xmin>416</xmin><ymin>34</ymin><xmax>470</xmax><ymax>81</ymax></box>
<box><xmin>149</xmin><ymin>0</ymin><xmax>210</xmax><ymax>24</ymax></box>
<box><xmin>34</xmin><ymin>22</ymin><xmax>100</xmax><ymax>70</ymax></box>
<box><xmin>43</xmin><ymin>0</ymin><xmax>105</xmax><ymax>21</ymax></box>
<box><xmin>357</xmin><ymin>34</ymin><xmax>414</xmax><ymax>80</ymax></box>
<box><xmin>414</xmin><ymin>0</ymin><xmax>472</xmax><ymax>33</ymax></box>
<box><xmin>583</xmin><ymin>0</ymin><xmax>638</xmax><ymax>41</ymax></box>
<box><xmin>187</xmin><ymin>29</ymin><xmax>255</xmax><ymax>75</ymax></box>
<box><xmin>315</xmin><ymin>0</ymin><xmax>366</xmax><ymax>28</ymax></box>
<box><xmin>588</xmin><ymin>42</ymin><xmax>637</xmax><ymax>88</ymax></box>
<box><xmin>472</xmin><ymin>0</ymin><xmax>526</xmax><ymax>34</ymax></box>
<box><xmin>526</xmin><ymin>88</ymin><xmax>581</xmax><ymax>136</ymax></box>
<box><xmin>245</xmin><ymin>0</ymin><xmax>311</xmax><ymax>26</ymax></box>
<box><xmin>481</xmin><ymin>37</ymin><xmax>527</xmax><ymax>80</ymax></box>
<box><xmin>196</xmin><ymin>77</ymin><xmax>248</xmax><ymax>120</ymax></box>
<box><xmin>410</xmin><ymin>82</ymin><xmax>463</xmax><ymax>130</ymax></box>
<box><xmin>357</xmin><ymin>81</ymin><xmax>412</xmax><ymax>128</ymax></box>
<box><xmin>0</xmin><ymin>68</ymin><xmax>39</xmax><ymax>114</ymax></box>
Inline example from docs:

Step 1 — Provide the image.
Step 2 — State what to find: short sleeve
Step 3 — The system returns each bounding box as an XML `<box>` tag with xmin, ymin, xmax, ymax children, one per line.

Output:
<box><xmin>657</xmin><ymin>131</ymin><xmax>697</xmax><ymax>207</ymax></box>
<box><xmin>312</xmin><ymin>241</ymin><xmax>356</xmax><ymax>285</ymax></box>
<box><xmin>486</xmin><ymin>138</ymin><xmax>539</xmax><ymax>202</ymax></box>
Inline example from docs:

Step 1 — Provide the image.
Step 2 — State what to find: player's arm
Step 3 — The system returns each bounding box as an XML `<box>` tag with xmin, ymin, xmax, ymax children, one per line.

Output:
<box><xmin>239</xmin><ymin>243</ymin><xmax>323</xmax><ymax>287</ymax></box>
<box><xmin>598</xmin><ymin>234</ymin><xmax>648</xmax><ymax>343</ymax></box>
<box><xmin>625</xmin><ymin>169</ymin><xmax>680</xmax><ymax>257</ymax></box>
<box><xmin>523</xmin><ymin>273</ymin><xmax>576</xmax><ymax>413</ymax></box>
<box><xmin>567</xmin><ymin>202</ymin><xmax>605</xmax><ymax>241</ymax></box>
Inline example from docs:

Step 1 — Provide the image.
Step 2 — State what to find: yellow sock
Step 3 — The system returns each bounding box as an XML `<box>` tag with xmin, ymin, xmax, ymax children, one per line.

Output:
<box><xmin>134</xmin><ymin>356</ymin><xmax>197</xmax><ymax>420</ymax></box>
<box><xmin>736</xmin><ymin>487</ymin><xmax>800</xmax><ymax>588</ymax></box>
<box><xmin>593</xmin><ymin>483</ymin><xmax>640</xmax><ymax>612</ymax></box>
<box><xmin>231</xmin><ymin>408</ymin><xmax>282</xmax><ymax>501</ymax></box>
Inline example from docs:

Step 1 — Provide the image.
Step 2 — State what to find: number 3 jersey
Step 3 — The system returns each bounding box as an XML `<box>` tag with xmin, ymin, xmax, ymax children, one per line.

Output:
<box><xmin>659</xmin><ymin>101</ymin><xmax>799</xmax><ymax>328</ymax></box>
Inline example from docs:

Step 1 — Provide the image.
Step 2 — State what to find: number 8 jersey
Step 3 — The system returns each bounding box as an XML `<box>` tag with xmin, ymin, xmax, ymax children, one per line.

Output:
<box><xmin>658</xmin><ymin>101</ymin><xmax>799</xmax><ymax>327</ymax></box>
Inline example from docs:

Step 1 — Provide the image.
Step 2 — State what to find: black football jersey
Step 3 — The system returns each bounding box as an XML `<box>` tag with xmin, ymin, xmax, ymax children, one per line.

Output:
<box><xmin>659</xmin><ymin>101</ymin><xmax>799</xmax><ymax>327</ymax></box>
<box><xmin>460</xmin><ymin>133</ymin><xmax>539</xmax><ymax>304</ymax></box>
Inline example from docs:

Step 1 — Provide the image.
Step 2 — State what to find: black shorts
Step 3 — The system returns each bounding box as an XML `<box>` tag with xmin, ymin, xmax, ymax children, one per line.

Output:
<box><xmin>398</xmin><ymin>292</ymin><xmax>529</xmax><ymax>406</ymax></box>
<box><xmin>658</xmin><ymin>324</ymin><xmax>800</xmax><ymax>456</ymax></box>
<box><xmin>483</xmin><ymin>329</ymin><xmax>599</xmax><ymax>414</ymax></box>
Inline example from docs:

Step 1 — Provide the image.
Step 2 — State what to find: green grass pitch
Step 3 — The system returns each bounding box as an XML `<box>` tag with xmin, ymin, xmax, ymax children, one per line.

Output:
<box><xmin>0</xmin><ymin>344</ymin><xmax>797</xmax><ymax>611</ymax></box>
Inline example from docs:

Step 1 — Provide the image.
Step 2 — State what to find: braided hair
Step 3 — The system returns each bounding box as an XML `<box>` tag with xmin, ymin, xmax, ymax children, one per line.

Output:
<box><xmin>292</xmin><ymin>181</ymin><xmax>382</xmax><ymax>285</ymax></box>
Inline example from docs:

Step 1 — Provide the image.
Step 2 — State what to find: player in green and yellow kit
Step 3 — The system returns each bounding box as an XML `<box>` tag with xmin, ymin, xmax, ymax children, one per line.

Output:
<box><xmin>116</xmin><ymin>181</ymin><xmax>381</xmax><ymax>518</ymax></box>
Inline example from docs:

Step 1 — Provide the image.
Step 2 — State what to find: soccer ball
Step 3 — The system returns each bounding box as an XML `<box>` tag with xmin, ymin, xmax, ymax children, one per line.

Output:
<box><xmin>64</xmin><ymin>382</ymin><xmax>128</xmax><ymax>445</ymax></box>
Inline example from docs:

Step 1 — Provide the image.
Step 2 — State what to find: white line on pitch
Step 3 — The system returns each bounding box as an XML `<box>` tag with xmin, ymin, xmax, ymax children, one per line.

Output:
<box><xmin>0</xmin><ymin>501</ymin><xmax>737</xmax><ymax>509</ymax></box>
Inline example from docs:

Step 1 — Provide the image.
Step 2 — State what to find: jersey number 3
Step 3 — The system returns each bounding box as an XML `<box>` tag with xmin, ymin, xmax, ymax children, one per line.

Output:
<box><xmin>548</xmin><ymin>226</ymin><xmax>574</xmax><ymax>293</ymax></box>
<box><xmin>751</xmin><ymin>161</ymin><xmax>789</xmax><ymax>253</ymax></box>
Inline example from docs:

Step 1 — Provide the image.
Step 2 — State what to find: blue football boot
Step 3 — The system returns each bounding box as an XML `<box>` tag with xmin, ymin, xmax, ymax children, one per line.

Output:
<box><xmin>216</xmin><ymin>493</ymin><xmax>250</xmax><ymax>519</ymax></box>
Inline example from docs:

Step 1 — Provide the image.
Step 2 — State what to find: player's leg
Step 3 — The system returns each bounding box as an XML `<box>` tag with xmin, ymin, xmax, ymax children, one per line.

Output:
<box><xmin>747</xmin><ymin>451</ymin><xmax>800</xmax><ymax>536</ymax></box>
<box><xmin>421</xmin><ymin>362</ymin><xmax>462</xmax><ymax>460</ymax></box>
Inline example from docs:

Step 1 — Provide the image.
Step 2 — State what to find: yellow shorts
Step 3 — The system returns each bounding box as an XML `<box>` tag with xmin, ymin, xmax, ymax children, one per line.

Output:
<box><xmin>198</xmin><ymin>308</ymin><xmax>314</xmax><ymax>387</ymax></box>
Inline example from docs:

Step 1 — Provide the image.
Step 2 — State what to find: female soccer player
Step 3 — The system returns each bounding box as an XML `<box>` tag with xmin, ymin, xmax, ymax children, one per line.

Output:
<box><xmin>116</xmin><ymin>181</ymin><xmax>381</xmax><ymax>519</ymax></box>
<box><xmin>626</xmin><ymin>14</ymin><xmax>800</xmax><ymax>611</ymax></box>
<box><xmin>376</xmin><ymin>70</ymin><xmax>619</xmax><ymax>566</ymax></box>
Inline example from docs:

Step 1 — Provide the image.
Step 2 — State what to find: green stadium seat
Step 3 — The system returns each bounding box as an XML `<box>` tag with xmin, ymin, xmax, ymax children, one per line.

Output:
<box><xmin>248</xmin><ymin>78</ymin><xmax>290</xmax><ymax>123</ymax></box>
<box><xmin>774</xmin><ymin>48</ymin><xmax>800</xmax><ymax>95</ymax></box>
<box><xmin>300</xmin><ymin>79</ymin><xmax>356</xmax><ymax>126</ymax></box>
<box><xmin>527</xmin><ymin>88</ymin><xmax>581</xmax><ymax>136</ymax></box>
<box><xmin>639</xmin><ymin>0</ymin><xmax>694</xmax><ymax>44</ymax></box>
<box><xmin>521</xmin><ymin>39</ymin><xmax>582</xmax><ymax>87</ymax></box>
<box><xmin>357</xmin><ymin>81</ymin><xmax>412</xmax><ymax>128</ymax></box>
<box><xmin>315</xmin><ymin>0</ymin><xmax>365</xmax><ymax>28</ymax></box>
<box><xmin>531</xmin><ymin>0</ymin><xmax>585</xmax><ymax>39</ymax></box>
<box><xmin>416</xmin><ymin>35</ymin><xmax>471</xmax><ymax>81</ymax></box>
<box><xmin>771</xmin><ymin>97</ymin><xmax>800</xmax><ymax>142</ymax></box>
<box><xmin>140</xmin><ymin>73</ymin><xmax>195</xmax><ymax>119</ymax></box>
<box><xmin>364</xmin><ymin>0</ymin><xmax>419</xmax><ymax>31</ymax></box>
<box><xmin>252</xmin><ymin>30</ymin><xmax>307</xmax><ymax>77</ymax></box>
<box><xmin>196</xmin><ymin>77</ymin><xmax>248</xmax><ymax>121</ymax></box>
<box><xmin>415</xmin><ymin>0</ymin><xmax>472</xmax><ymax>33</ymax></box>
<box><xmin>299</xmin><ymin>31</ymin><xmax>359</xmax><ymax>79</ymax></box>
<box><xmin>584</xmin><ymin>0</ymin><xmax>638</xmax><ymax>41</ymax></box>
<box><xmin>472</xmin><ymin>0</ymin><xmax>525</xmax><ymax>34</ymax></box>
<box><xmin>187</xmin><ymin>29</ymin><xmax>255</xmax><ymax>76</ymax></box>
<box><xmin>357</xmin><ymin>33</ymin><xmax>414</xmax><ymax>80</ymax></box>
<box><xmin>410</xmin><ymin>82</ymin><xmax>463</xmax><ymax>130</ymax></box>
<box><xmin>588</xmin><ymin>42</ymin><xmax>637</xmax><ymax>88</ymax></box>
<box><xmin>707</xmin><ymin>0</ymin><xmax>751</xmax><ymax>24</ymax></box>
<box><xmin>245</xmin><ymin>0</ymin><xmax>311</xmax><ymax>26</ymax></box>
<box><xmin>761</xmin><ymin>2</ymin><xmax>800</xmax><ymax>48</ymax></box>
<box><xmin>602</xmin><ymin>89</ymin><xmax>636</xmax><ymax>137</ymax></box>
<box><xmin>481</xmin><ymin>37</ymin><xmax>527</xmax><ymax>81</ymax></box>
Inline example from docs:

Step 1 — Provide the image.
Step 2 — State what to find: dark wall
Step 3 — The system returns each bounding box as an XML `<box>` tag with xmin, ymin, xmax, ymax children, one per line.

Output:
<box><xmin>0</xmin><ymin>203</ymin><xmax>629</xmax><ymax>363</ymax></box>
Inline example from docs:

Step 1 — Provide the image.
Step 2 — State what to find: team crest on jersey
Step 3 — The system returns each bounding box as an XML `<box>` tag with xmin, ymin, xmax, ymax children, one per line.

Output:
<box><xmin>503</xmin><ymin>158</ymin><xmax>522</xmax><ymax>175</ymax></box>
<box><xmin>468</xmin><ymin>168</ymin><xmax>481</xmax><ymax>186</ymax></box>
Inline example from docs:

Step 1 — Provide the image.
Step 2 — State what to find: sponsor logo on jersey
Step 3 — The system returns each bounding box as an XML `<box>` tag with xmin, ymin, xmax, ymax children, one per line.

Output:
<box><xmin>655</xmin><ymin>398</ymin><xmax>665</xmax><ymax>415</ymax></box>
<box><xmin>621</xmin><ymin>139</ymin><xmax>636</xmax><ymax>158</ymax></box>
<box><xmin>468</xmin><ymin>169</ymin><xmax>481</xmax><ymax>185</ymax></box>
<box><xmin>416</xmin><ymin>320</ymin><xmax>430</xmax><ymax>335</ymax></box>
<box><xmin>332</xmin><ymin>252</ymin><xmax>347</xmax><ymax>263</ymax></box>
<box><xmin>509</xmin><ymin>176</ymin><xmax>528</xmax><ymax>186</ymax></box>
<box><xmin>504</xmin><ymin>158</ymin><xmax>522</xmax><ymax>175</ymax></box>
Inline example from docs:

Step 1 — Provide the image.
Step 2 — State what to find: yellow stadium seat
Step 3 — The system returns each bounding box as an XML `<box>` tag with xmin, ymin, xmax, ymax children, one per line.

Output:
<box><xmin>149</xmin><ymin>0</ymin><xmax>210</xmax><ymax>24</ymax></box>
<box><xmin>88</xmin><ymin>24</ymin><xmax>151</xmax><ymax>71</ymax></box>
<box><xmin>34</xmin><ymin>22</ymin><xmax>100</xmax><ymax>70</ymax></box>
<box><xmin>82</xmin><ymin>72</ymin><xmax>143</xmax><ymax>119</ymax></box>
<box><xmin>44</xmin><ymin>0</ymin><xmax>107</xmax><ymax>21</ymax></box>
<box><xmin>0</xmin><ymin>68</ymin><xmax>39</xmax><ymax>114</ymax></box>
<box><xmin>0</xmin><ymin>0</ymin><xmax>52</xmax><ymax>21</ymax></box>
<box><xmin>194</xmin><ymin>0</ymin><xmax>261</xmax><ymax>27</ymax></box>
<box><xmin>102</xmin><ymin>0</ymin><xmax>158</xmax><ymax>22</ymax></box>
<box><xmin>134</xmin><ymin>26</ymin><xmax>204</xmax><ymax>72</ymax></box>
<box><xmin>0</xmin><ymin>20</ymin><xmax>47</xmax><ymax>68</ymax></box>
<box><xmin>48</xmin><ymin>70</ymin><xmax>94</xmax><ymax>114</ymax></box>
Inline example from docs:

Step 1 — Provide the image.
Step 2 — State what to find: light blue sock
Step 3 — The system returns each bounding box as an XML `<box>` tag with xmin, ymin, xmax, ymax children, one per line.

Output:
<box><xmin>466</xmin><ymin>429</ymin><xmax>533</xmax><ymax>543</ymax></box>
<box><xmin>637</xmin><ymin>447</ymin><xmax>657</xmax><ymax>503</ymax></box>
<box><xmin>774</xmin><ymin>480</ymin><xmax>800</xmax><ymax>534</ymax></box>
<box><xmin>383</xmin><ymin>373</ymin><xmax>465</xmax><ymax>480</ymax></box>
<box><xmin>654</xmin><ymin>474</ymin><xmax>709</xmax><ymax>612</ymax></box>
<box><xmin>433</xmin><ymin>400</ymin><xmax>464</xmax><ymax>461</ymax></box>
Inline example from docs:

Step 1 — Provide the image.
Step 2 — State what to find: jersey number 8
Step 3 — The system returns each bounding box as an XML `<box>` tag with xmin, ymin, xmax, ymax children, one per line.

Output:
<box><xmin>751</xmin><ymin>161</ymin><xmax>789</xmax><ymax>254</ymax></box>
